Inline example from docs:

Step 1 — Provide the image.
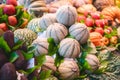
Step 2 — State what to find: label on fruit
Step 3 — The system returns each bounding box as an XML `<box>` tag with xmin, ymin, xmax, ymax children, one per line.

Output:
<box><xmin>27</xmin><ymin>58</ymin><xmax>35</xmax><ymax>69</ymax></box>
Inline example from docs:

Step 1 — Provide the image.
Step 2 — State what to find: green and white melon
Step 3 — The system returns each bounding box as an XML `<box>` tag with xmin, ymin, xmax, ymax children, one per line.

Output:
<box><xmin>39</xmin><ymin>13</ymin><xmax>57</xmax><ymax>30</ymax></box>
<box><xmin>46</xmin><ymin>23</ymin><xmax>68</xmax><ymax>44</ymax></box>
<box><xmin>58</xmin><ymin>38</ymin><xmax>80</xmax><ymax>58</ymax></box>
<box><xmin>27</xmin><ymin>18</ymin><xmax>41</xmax><ymax>33</ymax></box>
<box><xmin>41</xmin><ymin>55</ymin><xmax>57</xmax><ymax>73</ymax></box>
<box><xmin>69</xmin><ymin>23</ymin><xmax>89</xmax><ymax>44</ymax></box>
<box><xmin>32</xmin><ymin>38</ymin><xmax>49</xmax><ymax>56</ymax></box>
<box><xmin>58</xmin><ymin>58</ymin><xmax>80</xmax><ymax>80</ymax></box>
<box><xmin>85</xmin><ymin>54</ymin><xmax>100</xmax><ymax>71</ymax></box>
<box><xmin>56</xmin><ymin>5</ymin><xmax>77</xmax><ymax>27</ymax></box>
<box><xmin>14</xmin><ymin>28</ymin><xmax>37</xmax><ymax>45</ymax></box>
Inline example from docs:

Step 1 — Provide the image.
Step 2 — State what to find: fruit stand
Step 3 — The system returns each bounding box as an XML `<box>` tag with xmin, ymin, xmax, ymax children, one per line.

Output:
<box><xmin>0</xmin><ymin>0</ymin><xmax>120</xmax><ymax>80</ymax></box>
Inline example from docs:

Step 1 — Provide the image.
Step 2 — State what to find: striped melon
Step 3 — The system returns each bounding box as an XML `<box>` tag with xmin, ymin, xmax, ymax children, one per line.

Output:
<box><xmin>69</xmin><ymin>23</ymin><xmax>89</xmax><ymax>44</ymax></box>
<box><xmin>41</xmin><ymin>55</ymin><xmax>57</xmax><ymax>73</ymax></box>
<box><xmin>32</xmin><ymin>38</ymin><xmax>49</xmax><ymax>56</ymax></box>
<box><xmin>46</xmin><ymin>23</ymin><xmax>68</xmax><ymax>44</ymax></box>
<box><xmin>27</xmin><ymin>18</ymin><xmax>41</xmax><ymax>33</ymax></box>
<box><xmin>85</xmin><ymin>54</ymin><xmax>100</xmax><ymax>71</ymax></box>
<box><xmin>39</xmin><ymin>13</ymin><xmax>57</xmax><ymax>30</ymax></box>
<box><xmin>14</xmin><ymin>28</ymin><xmax>37</xmax><ymax>45</ymax></box>
<box><xmin>58</xmin><ymin>38</ymin><xmax>80</xmax><ymax>58</ymax></box>
<box><xmin>56</xmin><ymin>5</ymin><xmax>77</xmax><ymax>27</ymax></box>
<box><xmin>27</xmin><ymin>0</ymin><xmax>48</xmax><ymax>17</ymax></box>
<box><xmin>58</xmin><ymin>58</ymin><xmax>80</xmax><ymax>80</ymax></box>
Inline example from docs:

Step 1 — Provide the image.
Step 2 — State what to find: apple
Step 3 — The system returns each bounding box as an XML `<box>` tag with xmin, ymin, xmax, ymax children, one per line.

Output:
<box><xmin>6</xmin><ymin>0</ymin><xmax>17</xmax><ymax>6</ymax></box>
<box><xmin>95</xmin><ymin>19</ymin><xmax>105</xmax><ymax>28</ymax></box>
<box><xmin>0</xmin><ymin>23</ymin><xmax>8</xmax><ymax>31</ymax></box>
<box><xmin>85</xmin><ymin>18</ymin><xmax>94</xmax><ymax>27</ymax></box>
<box><xmin>90</xmin><ymin>12</ymin><xmax>101</xmax><ymax>19</ymax></box>
<box><xmin>95</xmin><ymin>27</ymin><xmax>104</xmax><ymax>35</ymax></box>
<box><xmin>83</xmin><ymin>11</ymin><xmax>89</xmax><ymax>17</ymax></box>
<box><xmin>8</xmin><ymin>16</ymin><xmax>17</xmax><ymax>26</ymax></box>
<box><xmin>77</xmin><ymin>15</ymin><xmax>86</xmax><ymax>22</ymax></box>
<box><xmin>3</xmin><ymin>5</ymin><xmax>16</xmax><ymax>16</ymax></box>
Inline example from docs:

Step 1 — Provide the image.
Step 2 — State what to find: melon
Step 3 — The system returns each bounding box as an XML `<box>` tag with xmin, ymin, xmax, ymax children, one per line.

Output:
<box><xmin>41</xmin><ymin>55</ymin><xmax>57</xmax><ymax>73</ymax></box>
<box><xmin>32</xmin><ymin>38</ymin><xmax>49</xmax><ymax>56</ymax></box>
<box><xmin>58</xmin><ymin>58</ymin><xmax>80</xmax><ymax>80</ymax></box>
<box><xmin>39</xmin><ymin>13</ymin><xmax>57</xmax><ymax>30</ymax></box>
<box><xmin>46</xmin><ymin>23</ymin><xmax>68</xmax><ymax>44</ymax></box>
<box><xmin>85</xmin><ymin>54</ymin><xmax>100</xmax><ymax>71</ymax></box>
<box><xmin>14</xmin><ymin>28</ymin><xmax>37</xmax><ymax>45</ymax></box>
<box><xmin>58</xmin><ymin>38</ymin><xmax>80</xmax><ymax>58</ymax></box>
<box><xmin>27</xmin><ymin>18</ymin><xmax>41</xmax><ymax>33</ymax></box>
<box><xmin>56</xmin><ymin>5</ymin><xmax>77</xmax><ymax>27</ymax></box>
<box><xmin>69</xmin><ymin>23</ymin><xmax>89</xmax><ymax>44</ymax></box>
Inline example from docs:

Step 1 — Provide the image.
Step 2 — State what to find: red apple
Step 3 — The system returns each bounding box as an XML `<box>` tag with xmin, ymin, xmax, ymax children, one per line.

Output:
<box><xmin>3</xmin><ymin>5</ymin><xmax>16</xmax><ymax>16</ymax></box>
<box><xmin>8</xmin><ymin>16</ymin><xmax>17</xmax><ymax>26</ymax></box>
<box><xmin>90</xmin><ymin>12</ymin><xmax>101</xmax><ymax>19</ymax></box>
<box><xmin>83</xmin><ymin>11</ymin><xmax>89</xmax><ymax>17</ymax></box>
<box><xmin>6</xmin><ymin>0</ymin><xmax>17</xmax><ymax>6</ymax></box>
<box><xmin>85</xmin><ymin>18</ymin><xmax>94</xmax><ymax>27</ymax></box>
<box><xmin>95</xmin><ymin>19</ymin><xmax>105</xmax><ymax>28</ymax></box>
<box><xmin>95</xmin><ymin>27</ymin><xmax>104</xmax><ymax>35</ymax></box>
<box><xmin>77</xmin><ymin>15</ymin><xmax>86</xmax><ymax>22</ymax></box>
<box><xmin>0</xmin><ymin>23</ymin><xmax>8</xmax><ymax>31</ymax></box>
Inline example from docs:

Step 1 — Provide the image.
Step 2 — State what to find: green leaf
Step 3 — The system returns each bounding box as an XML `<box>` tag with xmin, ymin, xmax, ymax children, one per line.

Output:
<box><xmin>12</xmin><ymin>39</ymin><xmax>24</xmax><ymax>51</ymax></box>
<box><xmin>9</xmin><ymin>51</ymin><xmax>19</xmax><ymax>62</ymax></box>
<box><xmin>39</xmin><ymin>70</ymin><xmax>52</xmax><ymax>80</ymax></box>
<box><xmin>0</xmin><ymin>8</ymin><xmax>3</xmax><ymax>16</ymax></box>
<box><xmin>26</xmin><ymin>66</ymin><xmax>37</xmax><ymax>74</ymax></box>
<box><xmin>0</xmin><ymin>14</ymin><xmax>8</xmax><ymax>23</ymax></box>
<box><xmin>35</xmin><ymin>55</ymin><xmax>46</xmax><ymax>67</ymax></box>
<box><xmin>55</xmin><ymin>53</ymin><xmax>64</xmax><ymax>67</ymax></box>
<box><xmin>0</xmin><ymin>36</ymin><xmax>11</xmax><ymax>53</ymax></box>
<box><xmin>32</xmin><ymin>76</ymin><xmax>37</xmax><ymax>80</ymax></box>
<box><xmin>22</xmin><ymin>51</ymin><xmax>34</xmax><ymax>60</ymax></box>
<box><xmin>47</xmin><ymin>38</ymin><xmax>58</xmax><ymax>56</ymax></box>
<box><xmin>8</xmin><ymin>25</ymin><xmax>15</xmax><ymax>31</ymax></box>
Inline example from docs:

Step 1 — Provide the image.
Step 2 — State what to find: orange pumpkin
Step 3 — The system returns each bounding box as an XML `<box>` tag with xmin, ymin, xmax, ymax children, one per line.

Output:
<box><xmin>101</xmin><ymin>6</ymin><xmax>120</xmax><ymax>26</ymax></box>
<box><xmin>93</xmin><ymin>0</ymin><xmax>115</xmax><ymax>11</ymax></box>
<box><xmin>90</xmin><ymin>32</ymin><xmax>104</xmax><ymax>46</ymax></box>
<box><xmin>77</xmin><ymin>4</ymin><xmax>96</xmax><ymax>14</ymax></box>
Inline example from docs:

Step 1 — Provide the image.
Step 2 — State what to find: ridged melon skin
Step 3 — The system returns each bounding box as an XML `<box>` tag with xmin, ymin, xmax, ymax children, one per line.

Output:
<box><xmin>41</xmin><ymin>55</ymin><xmax>57</xmax><ymax>73</ymax></box>
<box><xmin>56</xmin><ymin>5</ymin><xmax>77</xmax><ymax>27</ymax></box>
<box><xmin>39</xmin><ymin>13</ymin><xmax>57</xmax><ymax>30</ymax></box>
<box><xmin>32</xmin><ymin>38</ymin><xmax>49</xmax><ymax>56</ymax></box>
<box><xmin>27</xmin><ymin>18</ymin><xmax>41</xmax><ymax>33</ymax></box>
<box><xmin>58</xmin><ymin>58</ymin><xmax>80</xmax><ymax>80</ymax></box>
<box><xmin>69</xmin><ymin>23</ymin><xmax>89</xmax><ymax>44</ymax></box>
<box><xmin>46</xmin><ymin>23</ymin><xmax>68</xmax><ymax>44</ymax></box>
<box><xmin>85</xmin><ymin>54</ymin><xmax>100</xmax><ymax>71</ymax></box>
<box><xmin>14</xmin><ymin>28</ymin><xmax>37</xmax><ymax>45</ymax></box>
<box><xmin>58</xmin><ymin>38</ymin><xmax>80</xmax><ymax>58</ymax></box>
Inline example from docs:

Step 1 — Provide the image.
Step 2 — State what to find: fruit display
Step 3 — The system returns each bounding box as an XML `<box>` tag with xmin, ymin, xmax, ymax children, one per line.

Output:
<box><xmin>0</xmin><ymin>0</ymin><xmax>120</xmax><ymax>80</ymax></box>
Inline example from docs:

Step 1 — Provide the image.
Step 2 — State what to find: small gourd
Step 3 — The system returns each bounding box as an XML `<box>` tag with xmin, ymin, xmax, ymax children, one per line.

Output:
<box><xmin>58</xmin><ymin>58</ymin><xmax>80</xmax><ymax>80</ymax></box>
<box><xmin>32</xmin><ymin>38</ymin><xmax>49</xmax><ymax>56</ymax></box>
<box><xmin>56</xmin><ymin>5</ymin><xmax>77</xmax><ymax>27</ymax></box>
<box><xmin>69</xmin><ymin>23</ymin><xmax>89</xmax><ymax>44</ymax></box>
<box><xmin>59</xmin><ymin>38</ymin><xmax>80</xmax><ymax>58</ymax></box>
<box><xmin>46</xmin><ymin>23</ymin><xmax>68</xmax><ymax>44</ymax></box>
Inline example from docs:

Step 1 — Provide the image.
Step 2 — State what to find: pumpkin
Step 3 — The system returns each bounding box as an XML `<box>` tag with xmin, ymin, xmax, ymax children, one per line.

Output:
<box><xmin>58</xmin><ymin>58</ymin><xmax>80</xmax><ymax>80</ymax></box>
<box><xmin>46</xmin><ymin>23</ymin><xmax>68</xmax><ymax>44</ymax></box>
<box><xmin>93</xmin><ymin>0</ymin><xmax>115</xmax><ymax>11</ymax></box>
<box><xmin>27</xmin><ymin>18</ymin><xmax>41</xmax><ymax>33</ymax></box>
<box><xmin>32</xmin><ymin>38</ymin><xmax>49</xmax><ymax>56</ymax></box>
<box><xmin>101</xmin><ymin>6</ymin><xmax>120</xmax><ymax>26</ymax></box>
<box><xmin>90</xmin><ymin>32</ymin><xmax>104</xmax><ymax>47</ymax></box>
<box><xmin>27</xmin><ymin>0</ymin><xmax>48</xmax><ymax>17</ymax></box>
<box><xmin>14</xmin><ymin>28</ymin><xmax>37</xmax><ymax>46</ymax></box>
<box><xmin>85</xmin><ymin>54</ymin><xmax>100</xmax><ymax>71</ymax></box>
<box><xmin>72</xmin><ymin>0</ymin><xmax>92</xmax><ymax>8</ymax></box>
<box><xmin>77</xmin><ymin>4</ymin><xmax>97</xmax><ymax>14</ymax></box>
<box><xmin>59</xmin><ymin>38</ymin><xmax>80</xmax><ymax>58</ymax></box>
<box><xmin>69</xmin><ymin>23</ymin><xmax>89</xmax><ymax>44</ymax></box>
<box><xmin>56</xmin><ymin>5</ymin><xmax>77</xmax><ymax>27</ymax></box>
<box><xmin>41</xmin><ymin>55</ymin><xmax>57</xmax><ymax>73</ymax></box>
<box><xmin>39</xmin><ymin>13</ymin><xmax>57</xmax><ymax>30</ymax></box>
